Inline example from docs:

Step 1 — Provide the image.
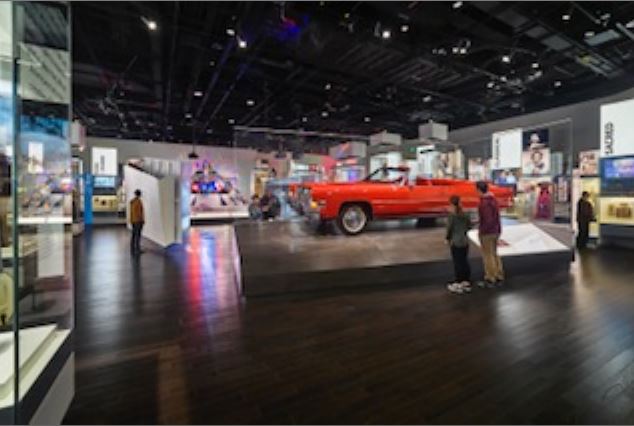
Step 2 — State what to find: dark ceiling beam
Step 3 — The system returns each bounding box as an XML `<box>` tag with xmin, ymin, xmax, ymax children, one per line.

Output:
<box><xmin>163</xmin><ymin>2</ymin><xmax>180</xmax><ymax>139</ymax></box>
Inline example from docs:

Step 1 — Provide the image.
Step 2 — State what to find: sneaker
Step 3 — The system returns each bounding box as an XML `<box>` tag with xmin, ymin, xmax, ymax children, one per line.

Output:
<box><xmin>460</xmin><ymin>281</ymin><xmax>472</xmax><ymax>292</ymax></box>
<box><xmin>477</xmin><ymin>280</ymin><xmax>496</xmax><ymax>288</ymax></box>
<box><xmin>447</xmin><ymin>283</ymin><xmax>464</xmax><ymax>294</ymax></box>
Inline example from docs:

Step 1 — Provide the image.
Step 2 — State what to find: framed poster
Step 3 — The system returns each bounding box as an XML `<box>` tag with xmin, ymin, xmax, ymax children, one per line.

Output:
<box><xmin>522</xmin><ymin>148</ymin><xmax>551</xmax><ymax>176</ymax></box>
<box><xmin>579</xmin><ymin>150</ymin><xmax>599</xmax><ymax>176</ymax></box>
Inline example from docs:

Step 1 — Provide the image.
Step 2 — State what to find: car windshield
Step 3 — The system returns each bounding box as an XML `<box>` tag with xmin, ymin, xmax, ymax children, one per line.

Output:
<box><xmin>364</xmin><ymin>167</ymin><xmax>407</xmax><ymax>183</ymax></box>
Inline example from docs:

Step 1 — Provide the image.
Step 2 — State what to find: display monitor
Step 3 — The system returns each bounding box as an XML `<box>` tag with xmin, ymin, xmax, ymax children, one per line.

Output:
<box><xmin>600</xmin><ymin>156</ymin><xmax>634</xmax><ymax>195</ymax></box>
<box><xmin>93</xmin><ymin>175</ymin><xmax>116</xmax><ymax>188</ymax></box>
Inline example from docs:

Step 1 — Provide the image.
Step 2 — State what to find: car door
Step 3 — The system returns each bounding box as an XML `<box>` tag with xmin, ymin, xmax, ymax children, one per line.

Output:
<box><xmin>409</xmin><ymin>181</ymin><xmax>450</xmax><ymax>216</ymax></box>
<box><xmin>368</xmin><ymin>181</ymin><xmax>412</xmax><ymax>218</ymax></box>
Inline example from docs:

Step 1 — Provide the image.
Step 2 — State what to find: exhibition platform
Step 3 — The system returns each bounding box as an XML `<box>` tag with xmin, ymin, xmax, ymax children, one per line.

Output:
<box><xmin>234</xmin><ymin>219</ymin><xmax>574</xmax><ymax>297</ymax></box>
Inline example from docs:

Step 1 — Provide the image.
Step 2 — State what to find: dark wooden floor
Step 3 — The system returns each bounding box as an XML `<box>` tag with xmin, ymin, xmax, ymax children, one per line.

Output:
<box><xmin>63</xmin><ymin>225</ymin><xmax>634</xmax><ymax>424</ymax></box>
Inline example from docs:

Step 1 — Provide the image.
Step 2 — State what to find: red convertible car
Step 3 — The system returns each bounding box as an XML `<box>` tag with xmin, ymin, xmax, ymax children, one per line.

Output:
<box><xmin>301</xmin><ymin>166</ymin><xmax>514</xmax><ymax>235</ymax></box>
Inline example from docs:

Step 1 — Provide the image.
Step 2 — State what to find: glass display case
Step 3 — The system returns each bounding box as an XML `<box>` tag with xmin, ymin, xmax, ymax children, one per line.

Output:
<box><xmin>0</xmin><ymin>2</ymin><xmax>74</xmax><ymax>424</ymax></box>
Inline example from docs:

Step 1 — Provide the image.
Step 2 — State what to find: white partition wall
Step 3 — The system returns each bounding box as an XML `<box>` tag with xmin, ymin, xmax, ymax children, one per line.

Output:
<box><xmin>124</xmin><ymin>165</ymin><xmax>181</xmax><ymax>247</ymax></box>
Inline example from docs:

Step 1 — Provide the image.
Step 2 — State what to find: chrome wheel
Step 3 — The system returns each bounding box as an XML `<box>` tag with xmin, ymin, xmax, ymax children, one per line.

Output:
<box><xmin>339</xmin><ymin>205</ymin><xmax>368</xmax><ymax>235</ymax></box>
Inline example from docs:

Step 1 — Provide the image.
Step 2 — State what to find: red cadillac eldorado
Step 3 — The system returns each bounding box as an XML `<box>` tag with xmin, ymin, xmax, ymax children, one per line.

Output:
<box><xmin>301</xmin><ymin>166</ymin><xmax>514</xmax><ymax>235</ymax></box>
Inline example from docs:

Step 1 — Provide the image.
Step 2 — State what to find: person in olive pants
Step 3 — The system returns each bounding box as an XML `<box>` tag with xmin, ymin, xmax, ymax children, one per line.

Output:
<box><xmin>476</xmin><ymin>181</ymin><xmax>504</xmax><ymax>286</ymax></box>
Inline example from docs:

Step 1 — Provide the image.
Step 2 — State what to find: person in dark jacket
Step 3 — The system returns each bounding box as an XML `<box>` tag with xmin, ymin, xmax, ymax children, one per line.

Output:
<box><xmin>476</xmin><ymin>181</ymin><xmax>504</xmax><ymax>287</ymax></box>
<box><xmin>446</xmin><ymin>195</ymin><xmax>472</xmax><ymax>294</ymax></box>
<box><xmin>576</xmin><ymin>191</ymin><xmax>595</xmax><ymax>249</ymax></box>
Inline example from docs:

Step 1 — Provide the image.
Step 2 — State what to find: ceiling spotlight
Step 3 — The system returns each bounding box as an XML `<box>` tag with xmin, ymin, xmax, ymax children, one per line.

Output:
<box><xmin>364</xmin><ymin>116</ymin><xmax>371</xmax><ymax>122</ymax></box>
<box><xmin>452</xmin><ymin>1</ymin><xmax>463</xmax><ymax>9</ymax></box>
<box><xmin>301</xmin><ymin>116</ymin><xmax>308</xmax><ymax>123</ymax></box>
<box><xmin>452</xmin><ymin>46</ymin><xmax>460</xmax><ymax>54</ymax></box>
<box><xmin>246</xmin><ymin>99</ymin><xmax>255</xmax><ymax>106</ymax></box>
<box><xmin>185</xmin><ymin>113</ymin><xmax>192</xmax><ymax>119</ymax></box>
<box><xmin>500</xmin><ymin>75</ymin><xmax>508</xmax><ymax>82</ymax></box>
<box><xmin>141</xmin><ymin>17</ymin><xmax>157</xmax><ymax>31</ymax></box>
<box><xmin>554</xmin><ymin>80</ymin><xmax>562</xmax><ymax>88</ymax></box>
<box><xmin>206</xmin><ymin>129</ymin><xmax>213</xmax><ymax>134</ymax></box>
<box><xmin>381</xmin><ymin>29</ymin><xmax>391</xmax><ymax>39</ymax></box>
<box><xmin>321</xmin><ymin>111</ymin><xmax>329</xmax><ymax>118</ymax></box>
<box><xmin>487</xmin><ymin>81</ymin><xmax>495</xmax><ymax>88</ymax></box>
<box><xmin>401</xmin><ymin>24</ymin><xmax>409</xmax><ymax>33</ymax></box>
<box><xmin>226</xmin><ymin>28</ymin><xmax>236</xmax><ymax>36</ymax></box>
<box><xmin>532</xmin><ymin>62</ymin><xmax>539</xmax><ymax>69</ymax></box>
<box><xmin>228</xmin><ymin>118</ymin><xmax>235</xmax><ymax>124</ymax></box>
<box><xmin>501</xmin><ymin>54</ymin><xmax>511</xmax><ymax>63</ymax></box>
<box><xmin>325</xmin><ymin>83</ymin><xmax>331</xmax><ymax>90</ymax></box>
<box><xmin>626</xmin><ymin>20</ymin><xmax>634</xmax><ymax>29</ymax></box>
<box><xmin>238</xmin><ymin>38</ymin><xmax>247</xmax><ymax>49</ymax></box>
<box><xmin>344</xmin><ymin>12</ymin><xmax>350</xmax><ymax>19</ymax></box>
<box><xmin>562</xmin><ymin>14</ymin><xmax>571</xmax><ymax>21</ymax></box>
<box><xmin>584</xmin><ymin>30</ymin><xmax>595</xmax><ymax>38</ymax></box>
<box><xmin>209</xmin><ymin>60</ymin><xmax>216</xmax><ymax>66</ymax></box>
<box><xmin>194</xmin><ymin>90</ymin><xmax>203</xmax><ymax>97</ymax></box>
<box><xmin>459</xmin><ymin>47</ymin><xmax>467</xmax><ymax>55</ymax></box>
<box><xmin>423</xmin><ymin>95</ymin><xmax>432</xmax><ymax>103</ymax></box>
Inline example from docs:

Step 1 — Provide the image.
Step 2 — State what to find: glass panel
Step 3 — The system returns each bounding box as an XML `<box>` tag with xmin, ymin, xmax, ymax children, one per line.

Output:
<box><xmin>0</xmin><ymin>1</ymin><xmax>15</xmax><ymax>423</ymax></box>
<box><xmin>11</xmin><ymin>1</ymin><xmax>73</xmax><ymax>423</ymax></box>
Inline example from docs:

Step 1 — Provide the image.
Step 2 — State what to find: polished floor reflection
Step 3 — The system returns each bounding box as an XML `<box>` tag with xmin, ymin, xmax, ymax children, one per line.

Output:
<box><xmin>64</xmin><ymin>225</ymin><xmax>634</xmax><ymax>424</ymax></box>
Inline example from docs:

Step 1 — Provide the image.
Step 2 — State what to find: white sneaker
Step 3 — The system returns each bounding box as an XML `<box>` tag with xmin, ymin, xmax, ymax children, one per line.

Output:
<box><xmin>460</xmin><ymin>281</ymin><xmax>472</xmax><ymax>292</ymax></box>
<box><xmin>447</xmin><ymin>283</ymin><xmax>464</xmax><ymax>294</ymax></box>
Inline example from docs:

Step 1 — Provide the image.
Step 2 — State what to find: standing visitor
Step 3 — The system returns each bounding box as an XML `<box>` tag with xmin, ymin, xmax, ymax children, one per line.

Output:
<box><xmin>129</xmin><ymin>189</ymin><xmax>145</xmax><ymax>256</ymax></box>
<box><xmin>476</xmin><ymin>181</ymin><xmax>504</xmax><ymax>287</ymax></box>
<box><xmin>446</xmin><ymin>196</ymin><xmax>472</xmax><ymax>294</ymax></box>
<box><xmin>576</xmin><ymin>191</ymin><xmax>594</xmax><ymax>249</ymax></box>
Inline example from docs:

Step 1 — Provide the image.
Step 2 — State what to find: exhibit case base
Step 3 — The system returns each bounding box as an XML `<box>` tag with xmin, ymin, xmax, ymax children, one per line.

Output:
<box><xmin>234</xmin><ymin>220</ymin><xmax>573</xmax><ymax>297</ymax></box>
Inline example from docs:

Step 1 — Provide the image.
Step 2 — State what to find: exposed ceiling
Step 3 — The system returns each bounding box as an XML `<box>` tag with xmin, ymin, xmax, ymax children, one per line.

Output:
<box><xmin>72</xmin><ymin>1</ymin><xmax>634</xmax><ymax>153</ymax></box>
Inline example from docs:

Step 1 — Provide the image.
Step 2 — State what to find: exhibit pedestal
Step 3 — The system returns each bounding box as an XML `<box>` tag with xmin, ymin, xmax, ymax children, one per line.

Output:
<box><xmin>234</xmin><ymin>220</ymin><xmax>573</xmax><ymax>297</ymax></box>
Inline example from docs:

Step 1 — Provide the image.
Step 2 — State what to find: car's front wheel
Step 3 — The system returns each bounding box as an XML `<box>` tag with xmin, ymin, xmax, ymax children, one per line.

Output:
<box><xmin>337</xmin><ymin>204</ymin><xmax>369</xmax><ymax>235</ymax></box>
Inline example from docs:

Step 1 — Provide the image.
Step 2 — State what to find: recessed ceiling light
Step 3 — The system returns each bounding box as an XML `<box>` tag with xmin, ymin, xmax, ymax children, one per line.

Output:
<box><xmin>401</xmin><ymin>24</ymin><xmax>409</xmax><ymax>33</ymax></box>
<box><xmin>452</xmin><ymin>1</ymin><xmax>463</xmax><ymax>9</ymax></box>
<box><xmin>562</xmin><ymin>14</ymin><xmax>571</xmax><ymax>21</ymax></box>
<box><xmin>459</xmin><ymin>47</ymin><xmax>467</xmax><ymax>55</ymax></box>
<box><xmin>501</xmin><ymin>55</ymin><xmax>511</xmax><ymax>63</ymax></box>
<box><xmin>585</xmin><ymin>31</ymin><xmax>595</xmax><ymax>38</ymax></box>
<box><xmin>500</xmin><ymin>75</ymin><xmax>508</xmax><ymax>82</ymax></box>
<box><xmin>209</xmin><ymin>60</ymin><xmax>216</xmax><ymax>66</ymax></box>
<box><xmin>228</xmin><ymin>118</ymin><xmax>235</xmax><ymax>124</ymax></box>
<box><xmin>226</xmin><ymin>28</ymin><xmax>236</xmax><ymax>36</ymax></box>
<box><xmin>238</xmin><ymin>38</ymin><xmax>247</xmax><ymax>49</ymax></box>
<box><xmin>325</xmin><ymin>83</ymin><xmax>331</xmax><ymax>90</ymax></box>
<box><xmin>364</xmin><ymin>116</ymin><xmax>371</xmax><ymax>122</ymax></box>
<box><xmin>423</xmin><ymin>95</ymin><xmax>432</xmax><ymax>103</ymax></box>
<box><xmin>301</xmin><ymin>116</ymin><xmax>308</xmax><ymax>123</ymax></box>
<box><xmin>487</xmin><ymin>81</ymin><xmax>495</xmax><ymax>88</ymax></box>
<box><xmin>321</xmin><ymin>111</ymin><xmax>329</xmax><ymax>118</ymax></box>
<box><xmin>344</xmin><ymin>12</ymin><xmax>350</xmax><ymax>19</ymax></box>
<box><xmin>452</xmin><ymin>46</ymin><xmax>460</xmax><ymax>54</ymax></box>
<box><xmin>246</xmin><ymin>99</ymin><xmax>255</xmax><ymax>106</ymax></box>
<box><xmin>194</xmin><ymin>90</ymin><xmax>203</xmax><ymax>97</ymax></box>
<box><xmin>554</xmin><ymin>80</ymin><xmax>562</xmax><ymax>88</ymax></box>
<box><xmin>381</xmin><ymin>29</ymin><xmax>391</xmax><ymax>39</ymax></box>
<box><xmin>532</xmin><ymin>62</ymin><xmax>539</xmax><ymax>69</ymax></box>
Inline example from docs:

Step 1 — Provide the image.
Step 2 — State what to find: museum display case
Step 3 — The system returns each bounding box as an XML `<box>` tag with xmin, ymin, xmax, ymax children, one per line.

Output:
<box><xmin>0</xmin><ymin>2</ymin><xmax>74</xmax><ymax>424</ymax></box>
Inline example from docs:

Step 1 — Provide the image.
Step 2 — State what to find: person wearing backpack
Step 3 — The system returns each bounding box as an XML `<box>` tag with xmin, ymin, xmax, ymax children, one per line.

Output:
<box><xmin>446</xmin><ymin>195</ymin><xmax>473</xmax><ymax>294</ymax></box>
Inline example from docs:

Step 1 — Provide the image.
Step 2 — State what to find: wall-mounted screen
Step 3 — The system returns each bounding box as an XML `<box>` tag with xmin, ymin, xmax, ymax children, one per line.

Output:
<box><xmin>600</xmin><ymin>156</ymin><xmax>634</xmax><ymax>196</ymax></box>
<box><xmin>491</xmin><ymin>129</ymin><xmax>522</xmax><ymax>170</ymax></box>
<box><xmin>93</xmin><ymin>175</ymin><xmax>116</xmax><ymax>188</ymax></box>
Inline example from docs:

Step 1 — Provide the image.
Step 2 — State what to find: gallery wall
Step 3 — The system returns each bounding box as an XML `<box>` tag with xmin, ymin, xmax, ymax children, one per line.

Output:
<box><xmin>449</xmin><ymin>86</ymin><xmax>634</xmax><ymax>162</ymax></box>
<box><xmin>84</xmin><ymin>137</ymin><xmax>292</xmax><ymax>196</ymax></box>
